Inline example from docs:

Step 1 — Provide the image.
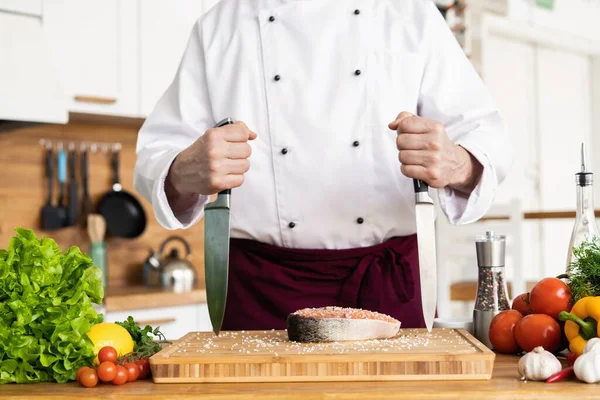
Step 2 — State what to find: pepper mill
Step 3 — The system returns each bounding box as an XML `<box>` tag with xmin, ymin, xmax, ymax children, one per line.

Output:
<box><xmin>473</xmin><ymin>231</ymin><xmax>510</xmax><ymax>349</ymax></box>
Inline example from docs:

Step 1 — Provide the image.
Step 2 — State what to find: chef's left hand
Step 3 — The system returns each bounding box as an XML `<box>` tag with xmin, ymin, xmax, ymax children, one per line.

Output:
<box><xmin>388</xmin><ymin>112</ymin><xmax>483</xmax><ymax>195</ymax></box>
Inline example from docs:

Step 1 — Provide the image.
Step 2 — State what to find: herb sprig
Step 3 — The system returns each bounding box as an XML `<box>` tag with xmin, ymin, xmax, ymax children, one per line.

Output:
<box><xmin>115</xmin><ymin>316</ymin><xmax>171</xmax><ymax>361</ymax></box>
<box><xmin>567</xmin><ymin>238</ymin><xmax>600</xmax><ymax>303</ymax></box>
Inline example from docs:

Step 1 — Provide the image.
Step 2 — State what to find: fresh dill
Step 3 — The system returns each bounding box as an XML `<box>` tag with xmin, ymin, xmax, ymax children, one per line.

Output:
<box><xmin>567</xmin><ymin>238</ymin><xmax>600</xmax><ymax>303</ymax></box>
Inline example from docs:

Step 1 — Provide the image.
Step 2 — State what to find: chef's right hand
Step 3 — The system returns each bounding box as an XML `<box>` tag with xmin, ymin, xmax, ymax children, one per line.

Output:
<box><xmin>165</xmin><ymin>121</ymin><xmax>256</xmax><ymax>204</ymax></box>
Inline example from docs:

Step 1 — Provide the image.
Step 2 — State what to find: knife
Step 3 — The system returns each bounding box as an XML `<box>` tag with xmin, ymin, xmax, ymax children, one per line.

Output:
<box><xmin>204</xmin><ymin>117</ymin><xmax>235</xmax><ymax>336</ymax></box>
<box><xmin>414</xmin><ymin>178</ymin><xmax>437</xmax><ymax>333</ymax></box>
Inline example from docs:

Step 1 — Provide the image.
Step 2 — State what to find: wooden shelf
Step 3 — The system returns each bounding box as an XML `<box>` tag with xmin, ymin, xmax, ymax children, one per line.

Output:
<box><xmin>480</xmin><ymin>210</ymin><xmax>600</xmax><ymax>221</ymax></box>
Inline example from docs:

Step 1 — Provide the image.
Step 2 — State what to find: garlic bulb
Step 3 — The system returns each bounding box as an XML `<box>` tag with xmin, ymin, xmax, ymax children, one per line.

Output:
<box><xmin>584</xmin><ymin>338</ymin><xmax>600</xmax><ymax>354</ymax></box>
<box><xmin>574</xmin><ymin>347</ymin><xmax>600</xmax><ymax>383</ymax></box>
<box><xmin>517</xmin><ymin>346</ymin><xmax>562</xmax><ymax>381</ymax></box>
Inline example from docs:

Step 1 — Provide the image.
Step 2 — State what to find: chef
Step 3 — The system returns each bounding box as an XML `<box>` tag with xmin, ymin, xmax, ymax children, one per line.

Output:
<box><xmin>134</xmin><ymin>0</ymin><xmax>512</xmax><ymax>330</ymax></box>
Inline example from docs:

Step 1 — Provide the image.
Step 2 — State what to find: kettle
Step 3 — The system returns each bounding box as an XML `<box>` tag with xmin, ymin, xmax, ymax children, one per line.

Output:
<box><xmin>142</xmin><ymin>236</ymin><xmax>196</xmax><ymax>292</ymax></box>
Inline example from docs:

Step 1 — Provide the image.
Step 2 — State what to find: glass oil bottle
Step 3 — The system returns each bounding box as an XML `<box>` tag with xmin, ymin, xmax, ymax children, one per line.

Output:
<box><xmin>566</xmin><ymin>143</ymin><xmax>600</xmax><ymax>272</ymax></box>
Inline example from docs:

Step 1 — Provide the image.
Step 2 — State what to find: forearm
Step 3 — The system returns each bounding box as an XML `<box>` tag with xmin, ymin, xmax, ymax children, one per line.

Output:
<box><xmin>165</xmin><ymin>154</ymin><xmax>201</xmax><ymax>214</ymax></box>
<box><xmin>448</xmin><ymin>145</ymin><xmax>484</xmax><ymax>196</ymax></box>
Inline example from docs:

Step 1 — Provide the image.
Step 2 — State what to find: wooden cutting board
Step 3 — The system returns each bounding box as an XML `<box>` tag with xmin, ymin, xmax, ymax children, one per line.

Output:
<box><xmin>149</xmin><ymin>328</ymin><xmax>496</xmax><ymax>383</ymax></box>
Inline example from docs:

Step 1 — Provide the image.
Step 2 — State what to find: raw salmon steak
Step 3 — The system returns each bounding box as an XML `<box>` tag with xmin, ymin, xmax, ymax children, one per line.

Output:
<box><xmin>286</xmin><ymin>306</ymin><xmax>401</xmax><ymax>342</ymax></box>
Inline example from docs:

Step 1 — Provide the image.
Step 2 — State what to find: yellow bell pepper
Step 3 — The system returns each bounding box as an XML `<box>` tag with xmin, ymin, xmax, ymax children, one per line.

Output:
<box><xmin>558</xmin><ymin>296</ymin><xmax>600</xmax><ymax>356</ymax></box>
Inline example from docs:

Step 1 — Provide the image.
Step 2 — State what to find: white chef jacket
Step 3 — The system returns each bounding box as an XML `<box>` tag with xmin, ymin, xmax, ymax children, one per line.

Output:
<box><xmin>134</xmin><ymin>0</ymin><xmax>512</xmax><ymax>250</ymax></box>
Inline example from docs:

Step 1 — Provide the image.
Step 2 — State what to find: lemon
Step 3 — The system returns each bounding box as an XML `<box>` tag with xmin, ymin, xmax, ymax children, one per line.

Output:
<box><xmin>87</xmin><ymin>323</ymin><xmax>134</xmax><ymax>364</ymax></box>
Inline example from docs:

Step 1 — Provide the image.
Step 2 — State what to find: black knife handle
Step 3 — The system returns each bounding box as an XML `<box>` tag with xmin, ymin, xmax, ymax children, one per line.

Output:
<box><xmin>46</xmin><ymin>148</ymin><xmax>54</xmax><ymax>204</ymax></box>
<box><xmin>68</xmin><ymin>150</ymin><xmax>78</xmax><ymax>225</ymax></box>
<box><xmin>81</xmin><ymin>148</ymin><xmax>88</xmax><ymax>195</ymax></box>
<box><xmin>215</xmin><ymin>117</ymin><xmax>235</xmax><ymax>196</ymax></box>
<box><xmin>413</xmin><ymin>179</ymin><xmax>429</xmax><ymax>193</ymax></box>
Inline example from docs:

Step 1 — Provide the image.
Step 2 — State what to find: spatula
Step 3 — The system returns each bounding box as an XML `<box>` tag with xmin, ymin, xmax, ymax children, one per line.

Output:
<box><xmin>41</xmin><ymin>147</ymin><xmax>64</xmax><ymax>231</ymax></box>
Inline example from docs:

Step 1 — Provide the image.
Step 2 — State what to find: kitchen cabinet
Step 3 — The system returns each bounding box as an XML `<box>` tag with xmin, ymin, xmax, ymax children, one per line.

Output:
<box><xmin>42</xmin><ymin>0</ymin><xmax>209</xmax><ymax>118</ymax></box>
<box><xmin>0</xmin><ymin>0</ymin><xmax>41</xmax><ymax>15</ymax></box>
<box><xmin>43</xmin><ymin>0</ymin><xmax>138</xmax><ymax>117</ymax></box>
<box><xmin>0</xmin><ymin>6</ymin><xmax>67</xmax><ymax>124</ymax></box>
<box><xmin>467</xmin><ymin>14</ymin><xmax>595</xmax><ymax>281</ymax></box>
<box><xmin>138</xmin><ymin>0</ymin><xmax>205</xmax><ymax>116</ymax></box>
<box><xmin>104</xmin><ymin>303</ymin><xmax>212</xmax><ymax>341</ymax></box>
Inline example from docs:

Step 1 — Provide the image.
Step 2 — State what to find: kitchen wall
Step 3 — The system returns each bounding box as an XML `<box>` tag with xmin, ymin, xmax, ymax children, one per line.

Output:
<box><xmin>0</xmin><ymin>118</ymin><xmax>206</xmax><ymax>289</ymax></box>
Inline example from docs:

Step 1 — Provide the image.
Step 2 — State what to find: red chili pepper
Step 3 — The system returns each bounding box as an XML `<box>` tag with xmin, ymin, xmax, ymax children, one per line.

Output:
<box><xmin>566</xmin><ymin>352</ymin><xmax>579</xmax><ymax>366</ymax></box>
<box><xmin>546</xmin><ymin>366</ymin><xmax>574</xmax><ymax>383</ymax></box>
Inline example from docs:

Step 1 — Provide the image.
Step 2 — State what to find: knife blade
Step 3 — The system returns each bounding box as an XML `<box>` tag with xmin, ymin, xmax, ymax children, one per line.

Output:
<box><xmin>204</xmin><ymin>117</ymin><xmax>235</xmax><ymax>336</ymax></box>
<box><xmin>414</xmin><ymin>179</ymin><xmax>437</xmax><ymax>333</ymax></box>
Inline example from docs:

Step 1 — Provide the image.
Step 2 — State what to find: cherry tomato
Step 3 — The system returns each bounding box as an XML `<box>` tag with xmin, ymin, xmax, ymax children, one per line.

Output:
<box><xmin>76</xmin><ymin>366</ymin><xmax>91</xmax><ymax>382</ymax></box>
<box><xmin>488</xmin><ymin>310</ymin><xmax>523</xmax><ymax>353</ymax></box>
<box><xmin>112</xmin><ymin>365</ymin><xmax>128</xmax><ymax>385</ymax></box>
<box><xmin>98</xmin><ymin>346</ymin><xmax>118</xmax><ymax>364</ymax></box>
<box><xmin>124</xmin><ymin>362</ymin><xmax>140</xmax><ymax>382</ymax></box>
<box><xmin>512</xmin><ymin>293</ymin><xmax>533</xmax><ymax>316</ymax></box>
<box><xmin>97</xmin><ymin>361</ymin><xmax>117</xmax><ymax>382</ymax></box>
<box><xmin>514</xmin><ymin>313</ymin><xmax>562</xmax><ymax>353</ymax></box>
<box><xmin>529</xmin><ymin>278</ymin><xmax>572</xmax><ymax>320</ymax></box>
<box><xmin>78</xmin><ymin>368</ymin><xmax>98</xmax><ymax>388</ymax></box>
<box><xmin>135</xmin><ymin>358</ymin><xmax>151</xmax><ymax>379</ymax></box>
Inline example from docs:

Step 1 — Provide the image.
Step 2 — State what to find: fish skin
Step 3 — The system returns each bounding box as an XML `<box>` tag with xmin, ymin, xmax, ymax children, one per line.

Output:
<box><xmin>286</xmin><ymin>314</ymin><xmax>401</xmax><ymax>343</ymax></box>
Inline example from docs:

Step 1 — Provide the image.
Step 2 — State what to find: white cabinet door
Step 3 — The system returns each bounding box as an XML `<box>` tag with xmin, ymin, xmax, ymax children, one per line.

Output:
<box><xmin>43</xmin><ymin>0</ymin><xmax>138</xmax><ymax>117</ymax></box>
<box><xmin>0</xmin><ymin>0</ymin><xmax>41</xmax><ymax>15</ymax></box>
<box><xmin>138</xmin><ymin>0</ymin><xmax>204</xmax><ymax>116</ymax></box>
<box><xmin>0</xmin><ymin>10</ymin><xmax>68</xmax><ymax>123</ymax></box>
<box><xmin>483</xmin><ymin>35</ymin><xmax>538</xmax><ymax>211</ymax></box>
<box><xmin>536</xmin><ymin>47</ymin><xmax>593</xmax><ymax>277</ymax></box>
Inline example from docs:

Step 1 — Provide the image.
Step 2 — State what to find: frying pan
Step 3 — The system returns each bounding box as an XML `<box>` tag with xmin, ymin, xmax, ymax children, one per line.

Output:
<box><xmin>97</xmin><ymin>147</ymin><xmax>147</xmax><ymax>238</ymax></box>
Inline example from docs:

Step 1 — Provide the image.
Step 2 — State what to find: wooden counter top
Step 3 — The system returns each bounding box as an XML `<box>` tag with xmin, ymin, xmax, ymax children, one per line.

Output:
<box><xmin>104</xmin><ymin>286</ymin><xmax>206</xmax><ymax>312</ymax></box>
<box><xmin>1</xmin><ymin>355</ymin><xmax>598</xmax><ymax>399</ymax></box>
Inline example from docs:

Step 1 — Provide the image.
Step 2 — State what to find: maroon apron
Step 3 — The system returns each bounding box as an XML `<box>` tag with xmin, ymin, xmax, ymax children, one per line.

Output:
<box><xmin>220</xmin><ymin>234</ymin><xmax>426</xmax><ymax>331</ymax></box>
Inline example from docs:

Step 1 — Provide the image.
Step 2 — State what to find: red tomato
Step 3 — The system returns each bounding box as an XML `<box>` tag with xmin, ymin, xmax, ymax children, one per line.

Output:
<box><xmin>97</xmin><ymin>361</ymin><xmax>117</xmax><ymax>382</ymax></box>
<box><xmin>529</xmin><ymin>278</ymin><xmax>572</xmax><ymax>319</ymax></box>
<box><xmin>135</xmin><ymin>358</ymin><xmax>151</xmax><ymax>379</ymax></box>
<box><xmin>488</xmin><ymin>310</ymin><xmax>523</xmax><ymax>353</ymax></box>
<box><xmin>76</xmin><ymin>366</ymin><xmax>91</xmax><ymax>382</ymax></box>
<box><xmin>112</xmin><ymin>365</ymin><xmax>128</xmax><ymax>385</ymax></box>
<box><xmin>98</xmin><ymin>346</ymin><xmax>118</xmax><ymax>364</ymax></box>
<box><xmin>514</xmin><ymin>314</ymin><xmax>562</xmax><ymax>353</ymax></box>
<box><xmin>124</xmin><ymin>362</ymin><xmax>140</xmax><ymax>382</ymax></box>
<box><xmin>78</xmin><ymin>368</ymin><xmax>98</xmax><ymax>388</ymax></box>
<box><xmin>512</xmin><ymin>293</ymin><xmax>533</xmax><ymax>316</ymax></box>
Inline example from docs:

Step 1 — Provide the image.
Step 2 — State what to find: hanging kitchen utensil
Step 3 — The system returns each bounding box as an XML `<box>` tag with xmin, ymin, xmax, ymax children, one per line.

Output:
<box><xmin>40</xmin><ymin>146</ymin><xmax>64</xmax><ymax>231</ymax></box>
<box><xmin>97</xmin><ymin>145</ymin><xmax>147</xmax><ymax>238</ymax></box>
<box><xmin>87</xmin><ymin>213</ymin><xmax>107</xmax><ymax>289</ymax></box>
<box><xmin>67</xmin><ymin>147</ymin><xmax>78</xmax><ymax>226</ymax></box>
<box><xmin>80</xmin><ymin>145</ymin><xmax>93</xmax><ymax>227</ymax></box>
<box><xmin>159</xmin><ymin>236</ymin><xmax>196</xmax><ymax>293</ymax></box>
<box><xmin>413</xmin><ymin>179</ymin><xmax>437</xmax><ymax>333</ymax></box>
<box><xmin>204</xmin><ymin>117</ymin><xmax>235</xmax><ymax>336</ymax></box>
<box><xmin>56</xmin><ymin>147</ymin><xmax>68</xmax><ymax>227</ymax></box>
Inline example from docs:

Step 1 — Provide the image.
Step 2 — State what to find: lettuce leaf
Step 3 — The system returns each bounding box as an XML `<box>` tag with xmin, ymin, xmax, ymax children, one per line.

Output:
<box><xmin>0</xmin><ymin>228</ymin><xmax>104</xmax><ymax>384</ymax></box>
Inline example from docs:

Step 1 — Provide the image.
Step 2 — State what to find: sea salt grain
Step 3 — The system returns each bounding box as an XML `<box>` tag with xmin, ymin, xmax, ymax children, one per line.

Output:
<box><xmin>175</xmin><ymin>328</ymin><xmax>472</xmax><ymax>358</ymax></box>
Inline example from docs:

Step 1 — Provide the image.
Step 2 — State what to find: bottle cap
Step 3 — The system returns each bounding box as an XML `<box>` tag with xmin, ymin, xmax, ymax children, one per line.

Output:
<box><xmin>577</xmin><ymin>143</ymin><xmax>593</xmax><ymax>186</ymax></box>
<box><xmin>475</xmin><ymin>231</ymin><xmax>506</xmax><ymax>267</ymax></box>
